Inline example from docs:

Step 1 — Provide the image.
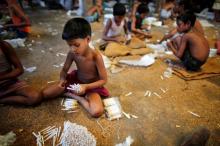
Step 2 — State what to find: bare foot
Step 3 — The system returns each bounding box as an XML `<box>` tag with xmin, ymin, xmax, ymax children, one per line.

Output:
<box><xmin>64</xmin><ymin>92</ymin><xmax>83</xmax><ymax>102</ymax></box>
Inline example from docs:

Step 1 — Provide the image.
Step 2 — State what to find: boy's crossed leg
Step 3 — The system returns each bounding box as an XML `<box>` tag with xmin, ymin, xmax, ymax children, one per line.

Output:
<box><xmin>65</xmin><ymin>92</ymin><xmax>104</xmax><ymax>118</ymax></box>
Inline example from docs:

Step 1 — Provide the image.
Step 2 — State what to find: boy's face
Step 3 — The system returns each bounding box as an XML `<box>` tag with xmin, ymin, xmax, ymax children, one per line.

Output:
<box><xmin>114</xmin><ymin>15</ymin><xmax>125</xmax><ymax>25</ymax></box>
<box><xmin>67</xmin><ymin>36</ymin><xmax>90</xmax><ymax>56</ymax></box>
<box><xmin>176</xmin><ymin>20</ymin><xmax>190</xmax><ymax>33</ymax></box>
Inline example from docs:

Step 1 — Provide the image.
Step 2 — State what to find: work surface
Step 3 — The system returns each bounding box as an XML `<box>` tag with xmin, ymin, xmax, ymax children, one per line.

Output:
<box><xmin>0</xmin><ymin>9</ymin><xmax>220</xmax><ymax>146</ymax></box>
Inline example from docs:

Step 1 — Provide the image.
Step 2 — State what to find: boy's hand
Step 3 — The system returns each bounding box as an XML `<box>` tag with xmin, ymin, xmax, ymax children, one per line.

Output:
<box><xmin>115</xmin><ymin>36</ymin><xmax>125</xmax><ymax>43</ymax></box>
<box><xmin>76</xmin><ymin>84</ymin><xmax>88</xmax><ymax>95</ymax></box>
<box><xmin>58</xmin><ymin>80</ymin><xmax>67</xmax><ymax>88</ymax></box>
<box><xmin>144</xmin><ymin>32</ymin><xmax>152</xmax><ymax>38</ymax></box>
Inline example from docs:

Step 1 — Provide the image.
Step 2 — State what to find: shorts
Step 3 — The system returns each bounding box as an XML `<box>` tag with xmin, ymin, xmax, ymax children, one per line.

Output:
<box><xmin>181</xmin><ymin>49</ymin><xmax>205</xmax><ymax>71</ymax></box>
<box><xmin>65</xmin><ymin>70</ymin><xmax>109</xmax><ymax>97</ymax></box>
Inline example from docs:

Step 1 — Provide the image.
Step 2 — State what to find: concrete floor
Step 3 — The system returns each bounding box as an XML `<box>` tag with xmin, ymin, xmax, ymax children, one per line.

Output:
<box><xmin>0</xmin><ymin>9</ymin><xmax>220</xmax><ymax>146</ymax></box>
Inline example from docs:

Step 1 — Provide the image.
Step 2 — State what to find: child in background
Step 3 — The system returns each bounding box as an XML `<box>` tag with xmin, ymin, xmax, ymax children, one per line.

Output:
<box><xmin>2</xmin><ymin>0</ymin><xmax>31</xmax><ymax>38</ymax></box>
<box><xmin>102</xmin><ymin>3</ymin><xmax>129</xmax><ymax>43</ymax></box>
<box><xmin>0</xmin><ymin>40</ymin><xmax>42</xmax><ymax>105</ymax></box>
<box><xmin>160</xmin><ymin>0</ymin><xmax>175</xmax><ymax>20</ymax></box>
<box><xmin>160</xmin><ymin>1</ymin><xmax>204</xmax><ymax>43</ymax></box>
<box><xmin>167</xmin><ymin>12</ymin><xmax>209</xmax><ymax>71</ymax></box>
<box><xmin>131</xmin><ymin>3</ymin><xmax>152</xmax><ymax>38</ymax></box>
<box><xmin>42</xmin><ymin>18</ymin><xmax>109</xmax><ymax>118</ymax></box>
<box><xmin>131</xmin><ymin>0</ymin><xmax>149</xmax><ymax>17</ymax></box>
<box><xmin>85</xmin><ymin>0</ymin><xmax>103</xmax><ymax>22</ymax></box>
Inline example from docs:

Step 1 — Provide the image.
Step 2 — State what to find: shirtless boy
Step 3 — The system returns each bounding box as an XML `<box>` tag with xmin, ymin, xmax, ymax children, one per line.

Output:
<box><xmin>167</xmin><ymin>12</ymin><xmax>209</xmax><ymax>71</ymax></box>
<box><xmin>42</xmin><ymin>18</ymin><xmax>109</xmax><ymax>118</ymax></box>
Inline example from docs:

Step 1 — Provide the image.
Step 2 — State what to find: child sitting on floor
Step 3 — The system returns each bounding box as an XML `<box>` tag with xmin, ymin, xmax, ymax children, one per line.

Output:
<box><xmin>1</xmin><ymin>0</ymin><xmax>30</xmax><ymax>39</ymax></box>
<box><xmin>42</xmin><ymin>18</ymin><xmax>109</xmax><ymax>118</ymax></box>
<box><xmin>85</xmin><ymin>0</ymin><xmax>103</xmax><ymax>22</ymax></box>
<box><xmin>102</xmin><ymin>3</ymin><xmax>129</xmax><ymax>43</ymax></box>
<box><xmin>167</xmin><ymin>12</ymin><xmax>210</xmax><ymax>71</ymax></box>
<box><xmin>160</xmin><ymin>2</ymin><xmax>205</xmax><ymax>43</ymax></box>
<box><xmin>0</xmin><ymin>40</ymin><xmax>41</xmax><ymax>105</ymax></box>
<box><xmin>130</xmin><ymin>3</ymin><xmax>152</xmax><ymax>38</ymax></box>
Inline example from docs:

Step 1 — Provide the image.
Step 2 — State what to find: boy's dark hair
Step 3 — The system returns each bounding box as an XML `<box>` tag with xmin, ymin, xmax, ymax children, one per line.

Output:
<box><xmin>113</xmin><ymin>3</ymin><xmax>126</xmax><ymax>16</ymax></box>
<box><xmin>137</xmin><ymin>3</ymin><xmax>149</xmax><ymax>14</ymax></box>
<box><xmin>177</xmin><ymin>10</ymin><xmax>196</xmax><ymax>27</ymax></box>
<box><xmin>62</xmin><ymin>17</ymin><xmax>91</xmax><ymax>40</ymax></box>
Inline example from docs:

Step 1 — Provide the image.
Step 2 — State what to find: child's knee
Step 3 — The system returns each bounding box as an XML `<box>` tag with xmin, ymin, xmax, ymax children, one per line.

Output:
<box><xmin>27</xmin><ymin>92</ymin><xmax>42</xmax><ymax>105</ymax></box>
<box><xmin>90</xmin><ymin>106</ymin><xmax>104</xmax><ymax>118</ymax></box>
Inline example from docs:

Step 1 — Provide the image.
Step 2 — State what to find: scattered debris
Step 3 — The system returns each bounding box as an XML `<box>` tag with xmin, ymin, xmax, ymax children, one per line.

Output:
<box><xmin>67</xmin><ymin>84</ymin><xmax>81</xmax><ymax>94</ymax></box>
<box><xmin>0</xmin><ymin>131</ymin><xmax>16</xmax><ymax>146</ymax></box>
<box><xmin>53</xmin><ymin>65</ymin><xmax>60</xmax><ymax>68</ymax></box>
<box><xmin>163</xmin><ymin>67</ymin><xmax>173</xmax><ymax>78</ymax></box>
<box><xmin>125</xmin><ymin>92</ymin><xmax>132</xmax><ymax>97</ymax></box>
<box><xmin>115</xmin><ymin>136</ymin><xmax>134</xmax><ymax>146</ymax></box>
<box><xmin>160</xmin><ymin>75</ymin><xmax>164</xmax><ymax>80</ymax></box>
<box><xmin>103</xmin><ymin>97</ymin><xmax>122</xmax><ymax>120</ymax></box>
<box><xmin>24</xmin><ymin>66</ymin><xmax>37</xmax><ymax>73</ymax></box>
<box><xmin>96</xmin><ymin>119</ymin><xmax>111</xmax><ymax>138</ymax></box>
<box><xmin>122</xmin><ymin>111</ymin><xmax>138</xmax><ymax>119</ymax></box>
<box><xmin>122</xmin><ymin>111</ymin><xmax>131</xmax><ymax>119</ymax></box>
<box><xmin>53</xmin><ymin>63</ymin><xmax>64</xmax><ymax>68</ymax></box>
<box><xmin>160</xmin><ymin>88</ymin><xmax>168</xmax><ymax>93</ymax></box>
<box><xmin>153</xmin><ymin>92</ymin><xmax>162</xmax><ymax>98</ymax></box>
<box><xmin>33</xmin><ymin>121</ymin><xmax>96</xmax><ymax>146</ymax></box>
<box><xmin>56</xmin><ymin>53</ymin><xmax>67</xmax><ymax>57</ymax></box>
<box><xmin>47</xmin><ymin>81</ymin><xmax>56</xmax><ymax>84</ymax></box>
<box><xmin>144</xmin><ymin>90</ymin><xmax>152</xmax><ymax>97</ymax></box>
<box><xmin>188</xmin><ymin>111</ymin><xmax>201</xmax><ymax>118</ymax></box>
<box><xmin>176</xmin><ymin>125</ymin><xmax>181</xmax><ymax>128</ymax></box>
<box><xmin>41</xmin><ymin>50</ymin><xmax>45</xmax><ymax>53</ymax></box>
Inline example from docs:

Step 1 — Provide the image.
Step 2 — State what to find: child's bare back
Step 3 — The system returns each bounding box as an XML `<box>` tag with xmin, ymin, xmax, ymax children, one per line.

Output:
<box><xmin>184</xmin><ymin>32</ymin><xmax>209</xmax><ymax>62</ymax></box>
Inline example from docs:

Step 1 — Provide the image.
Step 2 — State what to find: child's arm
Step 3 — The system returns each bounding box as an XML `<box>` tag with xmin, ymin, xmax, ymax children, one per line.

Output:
<box><xmin>160</xmin><ymin>28</ymin><xmax>177</xmax><ymax>43</ymax></box>
<box><xmin>4</xmin><ymin>5</ymin><xmax>30</xmax><ymax>29</ymax></box>
<box><xmin>102</xmin><ymin>19</ymin><xmax>119</xmax><ymax>42</ymax></box>
<box><xmin>168</xmin><ymin>35</ymin><xmax>187</xmax><ymax>58</ymax></box>
<box><xmin>0</xmin><ymin>41</ymin><xmax>24</xmax><ymax>81</ymax></box>
<box><xmin>123</xmin><ymin>19</ymin><xmax>129</xmax><ymax>35</ymax></box>
<box><xmin>59</xmin><ymin>51</ymin><xmax>74</xmax><ymax>87</ymax></box>
<box><xmin>131</xmin><ymin>16</ymin><xmax>151</xmax><ymax>37</ymax></box>
<box><xmin>83</xmin><ymin>51</ymin><xmax>107</xmax><ymax>90</ymax></box>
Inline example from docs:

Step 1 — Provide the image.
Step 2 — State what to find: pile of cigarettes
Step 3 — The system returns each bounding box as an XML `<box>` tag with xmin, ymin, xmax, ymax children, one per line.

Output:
<box><xmin>61</xmin><ymin>98</ymin><xmax>78</xmax><ymax>113</ymax></box>
<box><xmin>67</xmin><ymin>84</ymin><xmax>81</xmax><ymax>94</ymax></box>
<box><xmin>33</xmin><ymin>121</ymin><xmax>96</xmax><ymax>146</ymax></box>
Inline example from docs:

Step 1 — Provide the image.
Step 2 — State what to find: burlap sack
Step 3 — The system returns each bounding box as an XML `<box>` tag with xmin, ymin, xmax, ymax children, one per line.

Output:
<box><xmin>104</xmin><ymin>42</ymin><xmax>131</xmax><ymax>57</ymax></box>
<box><xmin>127</xmin><ymin>37</ymin><xmax>146</xmax><ymax>49</ymax></box>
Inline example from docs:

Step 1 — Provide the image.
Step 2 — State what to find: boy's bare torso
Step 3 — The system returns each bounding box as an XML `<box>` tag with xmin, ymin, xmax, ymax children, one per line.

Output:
<box><xmin>70</xmin><ymin>49</ymin><xmax>100</xmax><ymax>83</ymax></box>
<box><xmin>184</xmin><ymin>32</ymin><xmax>209</xmax><ymax>62</ymax></box>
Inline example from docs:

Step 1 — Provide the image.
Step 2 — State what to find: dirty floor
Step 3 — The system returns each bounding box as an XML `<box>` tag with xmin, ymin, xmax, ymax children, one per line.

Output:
<box><xmin>0</xmin><ymin>9</ymin><xmax>220</xmax><ymax>146</ymax></box>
